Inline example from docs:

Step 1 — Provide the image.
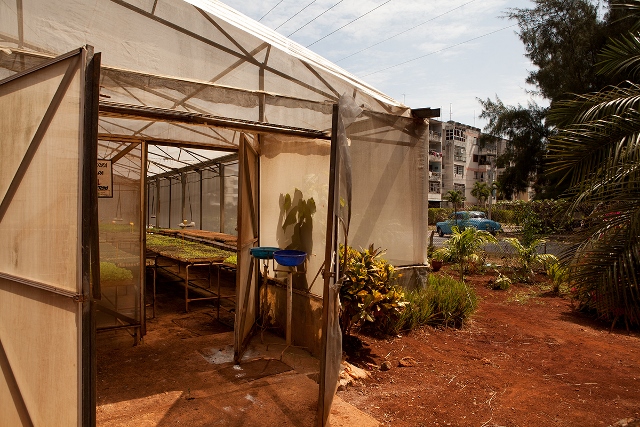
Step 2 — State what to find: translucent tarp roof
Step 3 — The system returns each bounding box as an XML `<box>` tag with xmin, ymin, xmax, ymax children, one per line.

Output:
<box><xmin>0</xmin><ymin>0</ymin><xmax>408</xmax><ymax>125</ymax></box>
<box><xmin>0</xmin><ymin>0</ymin><xmax>430</xmax><ymax>266</ymax></box>
<box><xmin>0</xmin><ymin>0</ymin><xmax>416</xmax><ymax>179</ymax></box>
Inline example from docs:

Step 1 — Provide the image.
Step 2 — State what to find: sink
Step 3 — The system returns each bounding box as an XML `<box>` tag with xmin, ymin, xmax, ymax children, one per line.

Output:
<box><xmin>249</xmin><ymin>246</ymin><xmax>280</xmax><ymax>259</ymax></box>
<box><xmin>273</xmin><ymin>250</ymin><xmax>306</xmax><ymax>267</ymax></box>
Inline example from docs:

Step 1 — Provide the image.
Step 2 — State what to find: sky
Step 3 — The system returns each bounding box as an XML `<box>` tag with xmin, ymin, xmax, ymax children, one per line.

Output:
<box><xmin>227</xmin><ymin>0</ymin><xmax>548</xmax><ymax>129</ymax></box>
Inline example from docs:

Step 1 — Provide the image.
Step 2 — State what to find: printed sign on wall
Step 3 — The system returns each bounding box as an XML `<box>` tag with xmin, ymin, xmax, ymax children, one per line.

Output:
<box><xmin>97</xmin><ymin>160</ymin><xmax>113</xmax><ymax>198</ymax></box>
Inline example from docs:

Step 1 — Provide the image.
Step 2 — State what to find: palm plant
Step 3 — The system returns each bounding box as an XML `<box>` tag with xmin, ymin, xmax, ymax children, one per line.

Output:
<box><xmin>505</xmin><ymin>238</ymin><xmax>558</xmax><ymax>282</ymax></box>
<box><xmin>471</xmin><ymin>181</ymin><xmax>492</xmax><ymax>206</ymax></box>
<box><xmin>444</xmin><ymin>189</ymin><xmax>465</xmax><ymax>211</ymax></box>
<box><xmin>444</xmin><ymin>226</ymin><xmax>497</xmax><ymax>281</ymax></box>
<box><xmin>444</xmin><ymin>190</ymin><xmax>465</xmax><ymax>228</ymax></box>
<box><xmin>547</xmin><ymin>0</ymin><xmax>640</xmax><ymax>327</ymax></box>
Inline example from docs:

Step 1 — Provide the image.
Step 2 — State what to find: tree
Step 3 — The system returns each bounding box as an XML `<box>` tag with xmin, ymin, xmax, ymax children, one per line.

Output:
<box><xmin>478</xmin><ymin>98</ymin><xmax>553</xmax><ymax>199</ymax></box>
<box><xmin>479</xmin><ymin>0</ymin><xmax>637</xmax><ymax>198</ymax></box>
<box><xmin>443</xmin><ymin>226</ymin><xmax>497</xmax><ymax>281</ymax></box>
<box><xmin>471</xmin><ymin>181</ymin><xmax>491</xmax><ymax>206</ymax></box>
<box><xmin>547</xmin><ymin>0</ymin><xmax>640</xmax><ymax>327</ymax></box>
<box><xmin>443</xmin><ymin>190</ymin><xmax>465</xmax><ymax>228</ymax></box>
<box><xmin>504</xmin><ymin>0</ymin><xmax>608</xmax><ymax>101</ymax></box>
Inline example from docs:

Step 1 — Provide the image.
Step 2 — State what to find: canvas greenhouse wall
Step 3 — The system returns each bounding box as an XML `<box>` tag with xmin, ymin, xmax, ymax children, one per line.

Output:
<box><xmin>0</xmin><ymin>1</ymin><xmax>432</xmax><ymax>425</ymax></box>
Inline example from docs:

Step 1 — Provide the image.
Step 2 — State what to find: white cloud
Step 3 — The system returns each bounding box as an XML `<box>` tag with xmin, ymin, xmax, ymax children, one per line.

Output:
<box><xmin>224</xmin><ymin>0</ymin><xmax>541</xmax><ymax>127</ymax></box>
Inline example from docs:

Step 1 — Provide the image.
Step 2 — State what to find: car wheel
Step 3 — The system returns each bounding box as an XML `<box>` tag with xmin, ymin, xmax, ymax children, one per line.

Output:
<box><xmin>488</xmin><ymin>226</ymin><xmax>496</xmax><ymax>236</ymax></box>
<box><xmin>437</xmin><ymin>227</ymin><xmax>444</xmax><ymax>237</ymax></box>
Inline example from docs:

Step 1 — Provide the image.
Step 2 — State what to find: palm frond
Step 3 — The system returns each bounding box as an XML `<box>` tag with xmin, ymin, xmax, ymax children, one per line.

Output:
<box><xmin>547</xmin><ymin>84</ymin><xmax>640</xmax><ymax>188</ymax></box>
<box><xmin>557</xmin><ymin>201</ymin><xmax>640</xmax><ymax>326</ymax></box>
<box><xmin>547</xmin><ymin>4</ymin><xmax>640</xmax><ymax>327</ymax></box>
<box><xmin>598</xmin><ymin>33</ymin><xmax>640</xmax><ymax>78</ymax></box>
<box><xmin>610</xmin><ymin>1</ymin><xmax>640</xmax><ymax>32</ymax></box>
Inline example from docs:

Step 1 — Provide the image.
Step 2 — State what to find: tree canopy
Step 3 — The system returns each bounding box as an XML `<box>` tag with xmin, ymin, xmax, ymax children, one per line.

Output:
<box><xmin>504</xmin><ymin>0</ymin><xmax>606</xmax><ymax>101</ymax></box>
<box><xmin>471</xmin><ymin>181</ymin><xmax>492</xmax><ymax>205</ymax></box>
<box><xmin>478</xmin><ymin>98</ymin><xmax>552</xmax><ymax>199</ymax></box>
<box><xmin>479</xmin><ymin>0</ymin><xmax>637</xmax><ymax>198</ymax></box>
<box><xmin>546</xmin><ymin>0</ymin><xmax>640</xmax><ymax>327</ymax></box>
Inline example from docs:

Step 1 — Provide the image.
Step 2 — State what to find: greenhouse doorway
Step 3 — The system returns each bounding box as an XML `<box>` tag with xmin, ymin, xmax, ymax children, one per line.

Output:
<box><xmin>143</xmin><ymin>145</ymin><xmax>241</xmax><ymax>331</ymax></box>
<box><xmin>96</xmin><ymin>137</ymin><xmax>248</xmax><ymax>336</ymax></box>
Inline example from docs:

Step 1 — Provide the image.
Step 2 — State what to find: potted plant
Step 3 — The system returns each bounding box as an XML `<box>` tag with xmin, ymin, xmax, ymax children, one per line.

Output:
<box><xmin>430</xmin><ymin>247</ymin><xmax>451</xmax><ymax>272</ymax></box>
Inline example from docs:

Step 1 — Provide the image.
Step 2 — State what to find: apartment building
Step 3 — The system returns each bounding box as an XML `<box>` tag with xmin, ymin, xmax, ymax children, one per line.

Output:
<box><xmin>428</xmin><ymin>120</ymin><xmax>519</xmax><ymax>208</ymax></box>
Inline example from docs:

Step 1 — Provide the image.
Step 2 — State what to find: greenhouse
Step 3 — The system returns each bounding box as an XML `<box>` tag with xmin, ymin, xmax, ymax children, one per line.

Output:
<box><xmin>0</xmin><ymin>0</ymin><xmax>432</xmax><ymax>425</ymax></box>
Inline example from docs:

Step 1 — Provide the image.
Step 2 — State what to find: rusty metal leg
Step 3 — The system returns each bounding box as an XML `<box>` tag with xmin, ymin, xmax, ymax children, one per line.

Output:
<box><xmin>152</xmin><ymin>262</ymin><xmax>156</xmax><ymax>318</ymax></box>
<box><xmin>134</xmin><ymin>328</ymin><xmax>140</xmax><ymax>346</ymax></box>
<box><xmin>286</xmin><ymin>271</ymin><xmax>292</xmax><ymax>345</ymax></box>
<box><xmin>185</xmin><ymin>263</ymin><xmax>190</xmax><ymax>312</ymax></box>
<box><xmin>217</xmin><ymin>264</ymin><xmax>221</xmax><ymax>321</ymax></box>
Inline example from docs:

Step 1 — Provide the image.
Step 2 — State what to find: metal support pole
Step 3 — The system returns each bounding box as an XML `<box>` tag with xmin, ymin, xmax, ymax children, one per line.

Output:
<box><xmin>181</xmin><ymin>172</ymin><xmax>186</xmax><ymax>224</ymax></box>
<box><xmin>219</xmin><ymin>163</ymin><xmax>225</xmax><ymax>233</ymax></box>
<box><xmin>286</xmin><ymin>270</ymin><xmax>293</xmax><ymax>345</ymax></box>
<box><xmin>199</xmin><ymin>169</ymin><xmax>203</xmax><ymax>230</ymax></box>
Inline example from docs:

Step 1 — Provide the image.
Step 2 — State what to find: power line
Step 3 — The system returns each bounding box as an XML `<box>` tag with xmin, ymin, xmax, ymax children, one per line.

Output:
<box><xmin>362</xmin><ymin>23</ymin><xmax>518</xmax><ymax>77</ymax></box>
<box><xmin>336</xmin><ymin>0</ymin><xmax>478</xmax><ymax>63</ymax></box>
<box><xmin>287</xmin><ymin>0</ymin><xmax>345</xmax><ymax>37</ymax></box>
<box><xmin>275</xmin><ymin>0</ymin><xmax>318</xmax><ymax>30</ymax></box>
<box><xmin>306</xmin><ymin>0</ymin><xmax>394</xmax><ymax>48</ymax></box>
<box><xmin>259</xmin><ymin>0</ymin><xmax>285</xmax><ymax>22</ymax></box>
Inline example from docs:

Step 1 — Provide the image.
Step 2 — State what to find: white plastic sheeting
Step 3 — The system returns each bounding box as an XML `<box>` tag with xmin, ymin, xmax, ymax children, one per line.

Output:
<box><xmin>0</xmin><ymin>48</ymin><xmax>96</xmax><ymax>427</ymax></box>
<box><xmin>0</xmin><ymin>0</ymin><xmax>408</xmax><ymax>130</ymax></box>
<box><xmin>97</xmin><ymin>142</ymin><xmax>143</xmax><ymax>334</ymax></box>
<box><xmin>0</xmin><ymin>2</ymin><xmax>432</xmax><ymax>425</ymax></box>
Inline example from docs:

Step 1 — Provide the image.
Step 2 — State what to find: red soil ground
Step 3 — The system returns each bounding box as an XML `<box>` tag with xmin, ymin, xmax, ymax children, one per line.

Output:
<box><xmin>338</xmin><ymin>269</ymin><xmax>640</xmax><ymax>427</ymax></box>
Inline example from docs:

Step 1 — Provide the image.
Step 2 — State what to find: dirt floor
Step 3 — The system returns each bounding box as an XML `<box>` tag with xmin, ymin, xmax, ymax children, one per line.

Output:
<box><xmin>96</xmin><ymin>261</ymin><xmax>640</xmax><ymax>427</ymax></box>
<box><xmin>96</xmin><ymin>266</ymin><xmax>378</xmax><ymax>427</ymax></box>
<box><xmin>338</xmin><ymin>268</ymin><xmax>640</xmax><ymax>427</ymax></box>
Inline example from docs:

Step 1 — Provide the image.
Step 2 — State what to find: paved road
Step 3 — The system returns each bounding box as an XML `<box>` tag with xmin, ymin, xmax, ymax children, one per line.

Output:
<box><xmin>429</xmin><ymin>234</ymin><xmax>569</xmax><ymax>257</ymax></box>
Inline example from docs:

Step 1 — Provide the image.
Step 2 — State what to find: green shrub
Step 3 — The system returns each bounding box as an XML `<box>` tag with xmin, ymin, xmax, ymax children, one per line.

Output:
<box><xmin>386</xmin><ymin>274</ymin><xmax>477</xmax><ymax>334</ymax></box>
<box><xmin>505</xmin><ymin>238</ymin><xmax>557</xmax><ymax>282</ymax></box>
<box><xmin>428</xmin><ymin>208</ymin><xmax>452</xmax><ymax>225</ymax></box>
<box><xmin>497</xmin><ymin>200</ymin><xmax>577</xmax><ymax>235</ymax></box>
<box><xmin>446</xmin><ymin>226</ymin><xmax>497</xmax><ymax>281</ymax></box>
<box><xmin>491</xmin><ymin>272</ymin><xmax>512</xmax><ymax>290</ymax></box>
<box><xmin>545</xmin><ymin>261</ymin><xmax>569</xmax><ymax>294</ymax></box>
<box><xmin>490</xmin><ymin>209</ymin><xmax>514</xmax><ymax>225</ymax></box>
<box><xmin>339</xmin><ymin>244</ymin><xmax>407</xmax><ymax>336</ymax></box>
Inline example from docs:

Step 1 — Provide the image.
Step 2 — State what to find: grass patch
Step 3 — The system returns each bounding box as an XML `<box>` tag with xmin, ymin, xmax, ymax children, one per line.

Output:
<box><xmin>506</xmin><ymin>289</ymin><xmax>538</xmax><ymax>305</ymax></box>
<box><xmin>387</xmin><ymin>274</ymin><xmax>477</xmax><ymax>334</ymax></box>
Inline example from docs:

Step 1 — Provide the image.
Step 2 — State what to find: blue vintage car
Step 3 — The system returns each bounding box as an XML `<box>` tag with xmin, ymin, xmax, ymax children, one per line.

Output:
<box><xmin>436</xmin><ymin>211</ymin><xmax>501</xmax><ymax>237</ymax></box>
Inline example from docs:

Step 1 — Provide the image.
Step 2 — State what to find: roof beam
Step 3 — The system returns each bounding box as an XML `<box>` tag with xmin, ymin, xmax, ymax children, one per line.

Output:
<box><xmin>99</xmin><ymin>101</ymin><xmax>330</xmax><ymax>140</ymax></box>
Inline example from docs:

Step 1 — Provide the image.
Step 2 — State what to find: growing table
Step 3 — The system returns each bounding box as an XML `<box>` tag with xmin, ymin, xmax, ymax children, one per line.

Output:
<box><xmin>146</xmin><ymin>231</ymin><xmax>236</xmax><ymax>316</ymax></box>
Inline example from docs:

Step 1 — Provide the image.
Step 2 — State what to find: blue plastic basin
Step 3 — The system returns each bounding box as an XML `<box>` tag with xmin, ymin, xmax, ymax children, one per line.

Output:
<box><xmin>274</xmin><ymin>250</ymin><xmax>306</xmax><ymax>267</ymax></box>
<box><xmin>250</xmin><ymin>246</ymin><xmax>280</xmax><ymax>259</ymax></box>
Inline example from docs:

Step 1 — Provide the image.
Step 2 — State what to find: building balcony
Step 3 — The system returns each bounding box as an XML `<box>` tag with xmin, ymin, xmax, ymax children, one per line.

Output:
<box><xmin>429</xmin><ymin>152</ymin><xmax>443</xmax><ymax>162</ymax></box>
<box><xmin>429</xmin><ymin>131</ymin><xmax>442</xmax><ymax>142</ymax></box>
<box><xmin>429</xmin><ymin>171</ymin><xmax>442</xmax><ymax>180</ymax></box>
<box><xmin>428</xmin><ymin>193</ymin><xmax>442</xmax><ymax>202</ymax></box>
